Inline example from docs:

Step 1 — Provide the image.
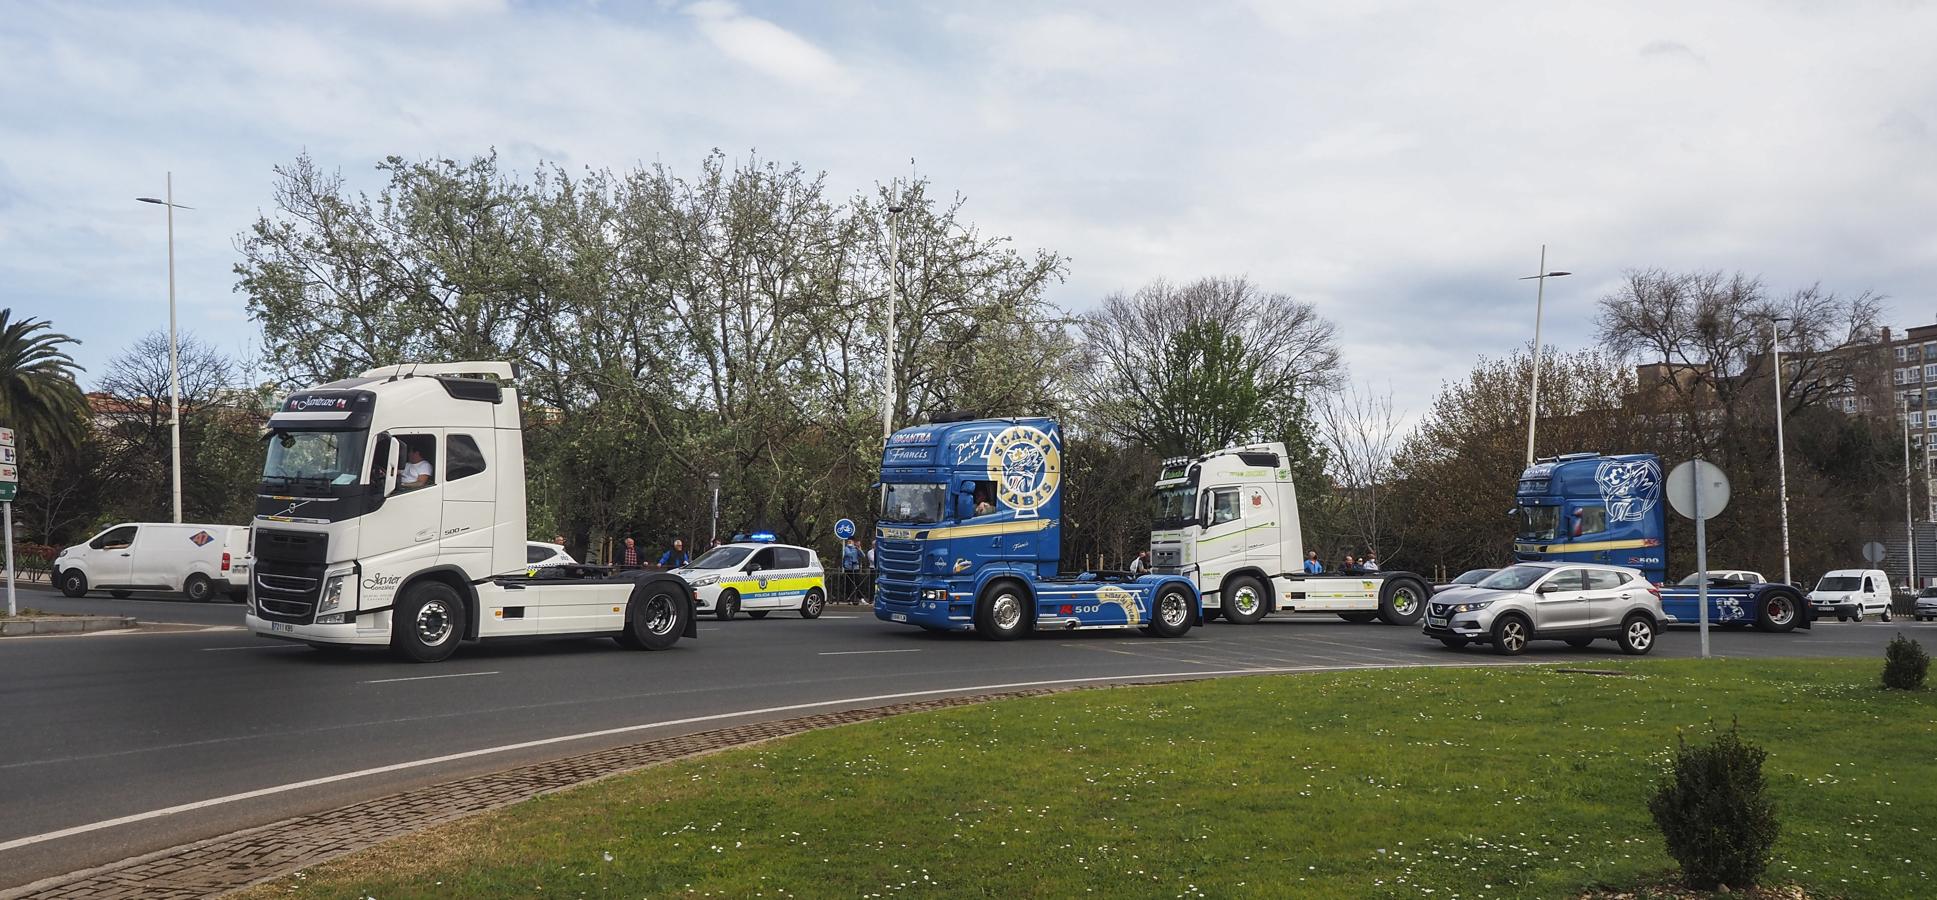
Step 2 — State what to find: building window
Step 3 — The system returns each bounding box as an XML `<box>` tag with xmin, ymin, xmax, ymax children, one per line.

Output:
<box><xmin>1914</xmin><ymin>412</ymin><xmax>1926</xmax><ymax>427</ymax></box>
<box><xmin>1925</xmin><ymin>364</ymin><xmax>1937</xmax><ymax>381</ymax></box>
<box><xmin>1899</xmin><ymin>346</ymin><xmax>1912</xmax><ymax>361</ymax></box>
<box><xmin>1926</xmin><ymin>343</ymin><xmax>1937</xmax><ymax>360</ymax></box>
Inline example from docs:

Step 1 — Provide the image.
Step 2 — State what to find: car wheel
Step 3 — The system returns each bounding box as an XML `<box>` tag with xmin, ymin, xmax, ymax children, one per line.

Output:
<box><xmin>58</xmin><ymin>569</ymin><xmax>88</xmax><ymax>598</ymax></box>
<box><xmin>110</xmin><ymin>590</ymin><xmax>132</xmax><ymax>599</ymax></box>
<box><xmin>1755</xmin><ymin>593</ymin><xmax>1800</xmax><ymax>633</ymax></box>
<box><xmin>746</xmin><ymin>610</ymin><xmax>769</xmax><ymax>619</ymax></box>
<box><xmin>1490</xmin><ymin>614</ymin><xmax>1531</xmax><ymax>656</ymax></box>
<box><xmin>1618</xmin><ymin>615</ymin><xmax>1656</xmax><ymax>655</ymax></box>
<box><xmin>390</xmin><ymin>581</ymin><xmax>465</xmax><ymax>663</ymax></box>
<box><xmin>1147</xmin><ymin>586</ymin><xmax>1195</xmax><ymax>638</ymax></box>
<box><xmin>1222</xmin><ymin>576</ymin><xmax>1268</xmax><ymax>624</ymax></box>
<box><xmin>1564</xmin><ymin>637</ymin><xmax>1595</xmax><ymax>649</ymax></box>
<box><xmin>616</xmin><ymin>582</ymin><xmax>687</xmax><ymax>651</ymax></box>
<box><xmin>1378</xmin><ymin>578</ymin><xmax>1427</xmax><ymax>626</ymax></box>
<box><xmin>1339</xmin><ymin>612</ymin><xmax>1379</xmax><ymax>623</ymax></box>
<box><xmin>1852</xmin><ymin>607</ymin><xmax>1864</xmax><ymax>622</ymax></box>
<box><xmin>974</xmin><ymin>581</ymin><xmax>1031</xmax><ymax>641</ymax></box>
<box><xmin>1882</xmin><ymin>607</ymin><xmax>1893</xmax><ymax>623</ymax></box>
<box><xmin>183</xmin><ymin>573</ymin><xmax>214</xmax><ymax>603</ymax></box>
<box><xmin>715</xmin><ymin>591</ymin><xmax>739</xmax><ymax>621</ymax></box>
<box><xmin>1437</xmin><ymin>636</ymin><xmax>1468</xmax><ymax>649</ymax></box>
<box><xmin>800</xmin><ymin>588</ymin><xmax>825</xmax><ymax>619</ymax></box>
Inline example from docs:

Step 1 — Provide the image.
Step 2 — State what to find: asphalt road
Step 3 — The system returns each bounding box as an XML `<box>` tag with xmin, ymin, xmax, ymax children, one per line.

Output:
<box><xmin>1</xmin><ymin>589</ymin><xmax>1927</xmax><ymax>890</ymax></box>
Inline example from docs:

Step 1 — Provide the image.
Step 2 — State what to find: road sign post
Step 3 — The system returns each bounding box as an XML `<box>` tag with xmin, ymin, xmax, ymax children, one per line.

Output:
<box><xmin>1667</xmin><ymin>460</ymin><xmax>1731</xmax><ymax>659</ymax></box>
<box><xmin>1</xmin><ymin>426</ymin><xmax>15</xmax><ymax>617</ymax></box>
<box><xmin>835</xmin><ymin>518</ymin><xmax>856</xmax><ymax>541</ymax></box>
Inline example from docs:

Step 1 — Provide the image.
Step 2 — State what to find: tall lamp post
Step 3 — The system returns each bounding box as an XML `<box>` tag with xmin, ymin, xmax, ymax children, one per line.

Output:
<box><xmin>1520</xmin><ymin>245</ymin><xmax>1572</xmax><ymax>466</ymax></box>
<box><xmin>707</xmin><ymin>472</ymin><xmax>721</xmax><ymax>547</ymax></box>
<box><xmin>137</xmin><ymin>176</ymin><xmax>191</xmax><ymax>524</ymax></box>
<box><xmin>1768</xmin><ymin>316</ymin><xmax>1794</xmax><ymax>585</ymax></box>
<box><xmin>882</xmin><ymin>184</ymin><xmax>906</xmax><ymax>440</ymax></box>
<box><xmin>1905</xmin><ymin>396</ymin><xmax>1918</xmax><ymax>591</ymax></box>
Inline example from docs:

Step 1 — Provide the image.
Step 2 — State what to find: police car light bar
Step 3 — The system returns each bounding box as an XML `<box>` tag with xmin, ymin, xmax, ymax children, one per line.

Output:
<box><xmin>749</xmin><ymin>531</ymin><xmax>778</xmax><ymax>543</ymax></box>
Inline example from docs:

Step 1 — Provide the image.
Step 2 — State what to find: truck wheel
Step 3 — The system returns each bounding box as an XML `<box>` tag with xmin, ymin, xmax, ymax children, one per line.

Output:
<box><xmin>616</xmin><ymin>582</ymin><xmax>687</xmax><ymax>651</ymax></box>
<box><xmin>1618</xmin><ymin>615</ymin><xmax>1657</xmax><ymax>655</ymax></box>
<box><xmin>800</xmin><ymin>588</ymin><xmax>825</xmax><ymax>619</ymax></box>
<box><xmin>58</xmin><ymin>569</ymin><xmax>88</xmax><ymax>597</ymax></box>
<box><xmin>1754</xmin><ymin>593</ymin><xmax>1800</xmax><ymax>633</ymax></box>
<box><xmin>183</xmin><ymin>573</ymin><xmax>215</xmax><ymax>603</ymax></box>
<box><xmin>1490</xmin><ymin>614</ymin><xmax>1531</xmax><ymax>656</ymax></box>
<box><xmin>1378</xmin><ymin>578</ymin><xmax>1427</xmax><ymax>626</ymax></box>
<box><xmin>390</xmin><ymin>581</ymin><xmax>466</xmax><ymax>663</ymax></box>
<box><xmin>1147</xmin><ymin>586</ymin><xmax>1195</xmax><ymax>638</ymax></box>
<box><xmin>1339</xmin><ymin>612</ymin><xmax>1379</xmax><ymax>623</ymax></box>
<box><xmin>975</xmin><ymin>582</ymin><xmax>1031</xmax><ymax>641</ymax></box>
<box><xmin>716</xmin><ymin>591</ymin><xmax>739</xmax><ymax>621</ymax></box>
<box><xmin>1222</xmin><ymin>575</ymin><xmax>1268</xmax><ymax>624</ymax></box>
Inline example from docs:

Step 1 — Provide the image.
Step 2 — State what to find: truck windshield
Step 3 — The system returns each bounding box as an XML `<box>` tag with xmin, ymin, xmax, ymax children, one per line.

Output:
<box><xmin>1816</xmin><ymin>576</ymin><xmax>1861</xmax><ymax>591</ymax></box>
<box><xmin>1151</xmin><ymin>484</ymin><xmax>1196</xmax><ymax>529</ymax></box>
<box><xmin>1475</xmin><ymin>565</ymin><xmax>1550</xmax><ymax>590</ymax></box>
<box><xmin>1516</xmin><ymin>505</ymin><xmax>1560</xmax><ymax>541</ymax></box>
<box><xmin>881</xmin><ymin>483</ymin><xmax>946</xmax><ymax>524</ymax></box>
<box><xmin>686</xmin><ymin>546</ymin><xmax>752</xmax><ymax>570</ymax></box>
<box><xmin>262</xmin><ymin>429</ymin><xmax>368</xmax><ymax>486</ymax></box>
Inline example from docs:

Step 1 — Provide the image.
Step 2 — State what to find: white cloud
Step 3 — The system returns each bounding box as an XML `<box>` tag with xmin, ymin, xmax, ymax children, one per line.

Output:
<box><xmin>683</xmin><ymin>1</ymin><xmax>853</xmax><ymax>93</ymax></box>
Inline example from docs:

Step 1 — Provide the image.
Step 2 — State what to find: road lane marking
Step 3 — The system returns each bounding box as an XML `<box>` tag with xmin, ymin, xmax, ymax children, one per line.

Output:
<box><xmin>361</xmin><ymin>671</ymin><xmax>501</xmax><ymax>684</ymax></box>
<box><xmin>818</xmin><ymin>649</ymin><xmax>923</xmax><ymax>656</ymax></box>
<box><xmin>0</xmin><ymin>659</ymin><xmax>1544</xmax><ymax>855</ymax></box>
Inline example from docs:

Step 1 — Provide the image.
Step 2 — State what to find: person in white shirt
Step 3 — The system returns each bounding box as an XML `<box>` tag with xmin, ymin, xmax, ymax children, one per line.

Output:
<box><xmin>1128</xmin><ymin>551</ymin><xmax>1150</xmax><ymax>575</ymax></box>
<box><xmin>400</xmin><ymin>446</ymin><xmax>433</xmax><ymax>490</ymax></box>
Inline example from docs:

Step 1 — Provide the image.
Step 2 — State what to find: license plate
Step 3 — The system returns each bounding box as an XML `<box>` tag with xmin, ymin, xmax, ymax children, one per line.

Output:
<box><xmin>270</xmin><ymin>621</ymin><xmax>294</xmax><ymax>633</ymax></box>
<box><xmin>891</xmin><ymin>613</ymin><xmax>908</xmax><ymax>622</ymax></box>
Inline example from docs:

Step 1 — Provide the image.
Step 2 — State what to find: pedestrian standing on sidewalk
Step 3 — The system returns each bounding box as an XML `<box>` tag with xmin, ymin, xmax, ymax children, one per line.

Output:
<box><xmin>620</xmin><ymin>536</ymin><xmax>641</xmax><ymax>569</ymax></box>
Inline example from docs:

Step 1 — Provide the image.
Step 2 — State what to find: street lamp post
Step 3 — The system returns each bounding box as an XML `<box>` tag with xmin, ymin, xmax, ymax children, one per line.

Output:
<box><xmin>1769</xmin><ymin>316</ymin><xmax>1793</xmax><ymax>585</ymax></box>
<box><xmin>1520</xmin><ymin>246</ymin><xmax>1572</xmax><ymax>466</ymax></box>
<box><xmin>137</xmin><ymin>176</ymin><xmax>192</xmax><ymax>524</ymax></box>
<box><xmin>882</xmin><ymin>184</ymin><xmax>905</xmax><ymax>440</ymax></box>
<box><xmin>1905</xmin><ymin>397</ymin><xmax>1918</xmax><ymax>591</ymax></box>
<box><xmin>707</xmin><ymin>472</ymin><xmax>721</xmax><ymax>547</ymax></box>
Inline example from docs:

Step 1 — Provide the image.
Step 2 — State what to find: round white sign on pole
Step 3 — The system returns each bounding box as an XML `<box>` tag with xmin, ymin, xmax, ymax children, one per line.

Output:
<box><xmin>1863</xmin><ymin>541</ymin><xmax>1888</xmax><ymax>563</ymax></box>
<box><xmin>1666</xmin><ymin>460</ymin><xmax>1730</xmax><ymax>521</ymax></box>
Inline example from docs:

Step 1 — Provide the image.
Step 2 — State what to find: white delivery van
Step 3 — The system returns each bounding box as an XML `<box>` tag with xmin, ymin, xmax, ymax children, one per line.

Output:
<box><xmin>1808</xmin><ymin>568</ymin><xmax>1892</xmax><ymax>622</ymax></box>
<box><xmin>54</xmin><ymin>523</ymin><xmax>252</xmax><ymax>602</ymax></box>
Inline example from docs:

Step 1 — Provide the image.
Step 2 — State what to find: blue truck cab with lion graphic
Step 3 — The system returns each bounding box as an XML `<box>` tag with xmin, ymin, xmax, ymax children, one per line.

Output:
<box><xmin>1514</xmin><ymin>452</ymin><xmax>1809</xmax><ymax>632</ymax></box>
<box><xmin>872</xmin><ymin>416</ymin><xmax>1202</xmax><ymax>639</ymax></box>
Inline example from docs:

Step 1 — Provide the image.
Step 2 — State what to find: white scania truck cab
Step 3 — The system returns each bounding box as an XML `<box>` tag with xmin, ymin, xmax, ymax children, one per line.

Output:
<box><xmin>1149</xmin><ymin>442</ymin><xmax>1429</xmax><ymax>625</ymax></box>
<box><xmin>245</xmin><ymin>361</ymin><xmax>697</xmax><ymax>661</ymax></box>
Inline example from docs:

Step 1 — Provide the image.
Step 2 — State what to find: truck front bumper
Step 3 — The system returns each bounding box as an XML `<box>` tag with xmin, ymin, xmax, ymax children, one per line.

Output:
<box><xmin>246</xmin><ymin>612</ymin><xmax>391</xmax><ymax>646</ymax></box>
<box><xmin>874</xmin><ymin>591</ymin><xmax>973</xmax><ymax>631</ymax></box>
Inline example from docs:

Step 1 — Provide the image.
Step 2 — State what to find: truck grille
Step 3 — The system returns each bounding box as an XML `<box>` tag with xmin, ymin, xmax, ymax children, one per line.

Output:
<box><xmin>254</xmin><ymin>565</ymin><xmax>324</xmax><ymax>622</ymax></box>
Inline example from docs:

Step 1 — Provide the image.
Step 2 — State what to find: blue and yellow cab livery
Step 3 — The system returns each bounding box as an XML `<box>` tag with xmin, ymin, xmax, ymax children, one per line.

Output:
<box><xmin>872</xmin><ymin>416</ymin><xmax>1200</xmax><ymax>639</ymax></box>
<box><xmin>675</xmin><ymin>539</ymin><xmax>828</xmax><ymax>621</ymax></box>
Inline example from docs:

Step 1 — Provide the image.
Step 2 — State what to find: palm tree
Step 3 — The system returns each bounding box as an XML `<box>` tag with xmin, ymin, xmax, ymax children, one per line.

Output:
<box><xmin>0</xmin><ymin>310</ymin><xmax>88</xmax><ymax>450</ymax></box>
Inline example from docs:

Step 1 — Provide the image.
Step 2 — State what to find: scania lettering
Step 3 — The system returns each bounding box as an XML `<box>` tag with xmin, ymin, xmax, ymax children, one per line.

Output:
<box><xmin>1149</xmin><ymin>443</ymin><xmax>1430</xmax><ymax>624</ymax></box>
<box><xmin>245</xmin><ymin>361</ymin><xmax>697</xmax><ymax>661</ymax></box>
<box><xmin>1512</xmin><ymin>452</ymin><xmax>1808</xmax><ymax>632</ymax></box>
<box><xmin>872</xmin><ymin>416</ymin><xmax>1200</xmax><ymax>639</ymax></box>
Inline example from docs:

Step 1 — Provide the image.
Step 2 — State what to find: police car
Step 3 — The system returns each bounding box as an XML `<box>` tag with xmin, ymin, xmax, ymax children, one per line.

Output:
<box><xmin>675</xmin><ymin>536</ymin><xmax>827</xmax><ymax>620</ymax></box>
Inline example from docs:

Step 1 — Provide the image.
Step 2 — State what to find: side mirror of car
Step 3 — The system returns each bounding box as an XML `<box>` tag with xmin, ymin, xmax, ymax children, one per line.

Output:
<box><xmin>1537</xmin><ymin>582</ymin><xmax>1563</xmax><ymax>594</ymax></box>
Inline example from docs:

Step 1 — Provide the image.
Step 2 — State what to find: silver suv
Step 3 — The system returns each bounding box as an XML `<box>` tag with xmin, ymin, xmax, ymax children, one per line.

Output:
<box><xmin>1422</xmin><ymin>562</ymin><xmax>1662</xmax><ymax>656</ymax></box>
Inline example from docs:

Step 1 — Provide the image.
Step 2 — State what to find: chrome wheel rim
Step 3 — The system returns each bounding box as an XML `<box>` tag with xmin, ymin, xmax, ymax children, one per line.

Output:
<box><xmin>1500</xmin><ymin>621</ymin><xmax>1526</xmax><ymax>652</ymax></box>
<box><xmin>415</xmin><ymin>600</ymin><xmax>454</xmax><ymax>646</ymax></box>
<box><xmin>1766</xmin><ymin>597</ymin><xmax>1794</xmax><ymax>626</ymax></box>
<box><xmin>1391</xmin><ymin>587</ymin><xmax>1419</xmax><ymax>616</ymax></box>
<box><xmin>1232</xmin><ymin>586</ymin><xmax>1260</xmax><ymax>615</ymax></box>
<box><xmin>642</xmin><ymin>592</ymin><xmax>677</xmax><ymax>635</ymax></box>
<box><xmin>1627</xmin><ymin>620</ymin><xmax>1653</xmax><ymax>650</ymax></box>
<box><xmin>993</xmin><ymin>593</ymin><xmax>1023</xmax><ymax>630</ymax></box>
<box><xmin>805</xmin><ymin>592</ymin><xmax>823</xmax><ymax>615</ymax></box>
<box><xmin>1159</xmin><ymin>591</ymin><xmax>1189</xmax><ymax>627</ymax></box>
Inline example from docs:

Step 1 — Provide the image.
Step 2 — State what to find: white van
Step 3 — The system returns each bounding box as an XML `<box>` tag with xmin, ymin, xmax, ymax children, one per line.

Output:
<box><xmin>1808</xmin><ymin>568</ymin><xmax>1893</xmax><ymax>622</ymax></box>
<box><xmin>54</xmin><ymin>523</ymin><xmax>252</xmax><ymax>602</ymax></box>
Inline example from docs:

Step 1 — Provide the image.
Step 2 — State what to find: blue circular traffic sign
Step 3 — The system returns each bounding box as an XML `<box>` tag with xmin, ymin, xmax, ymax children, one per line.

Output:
<box><xmin>835</xmin><ymin>518</ymin><xmax>856</xmax><ymax>540</ymax></box>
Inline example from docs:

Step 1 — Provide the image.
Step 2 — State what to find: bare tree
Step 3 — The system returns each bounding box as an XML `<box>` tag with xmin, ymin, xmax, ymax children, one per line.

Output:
<box><xmin>1316</xmin><ymin>382</ymin><xmax>1405</xmax><ymax>561</ymax></box>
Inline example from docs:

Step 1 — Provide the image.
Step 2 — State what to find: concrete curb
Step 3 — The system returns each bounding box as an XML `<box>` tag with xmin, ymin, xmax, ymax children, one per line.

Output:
<box><xmin>0</xmin><ymin>616</ymin><xmax>139</xmax><ymax>636</ymax></box>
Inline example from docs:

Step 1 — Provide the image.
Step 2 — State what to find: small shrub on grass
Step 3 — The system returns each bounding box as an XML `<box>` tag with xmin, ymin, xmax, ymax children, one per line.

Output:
<box><xmin>1882</xmin><ymin>633</ymin><xmax>1929</xmax><ymax>690</ymax></box>
<box><xmin>1647</xmin><ymin>720</ymin><xmax>1779</xmax><ymax>891</ymax></box>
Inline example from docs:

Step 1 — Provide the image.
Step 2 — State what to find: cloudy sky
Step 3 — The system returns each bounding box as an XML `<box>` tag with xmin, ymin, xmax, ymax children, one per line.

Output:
<box><xmin>3</xmin><ymin>0</ymin><xmax>1934</xmax><ymax>421</ymax></box>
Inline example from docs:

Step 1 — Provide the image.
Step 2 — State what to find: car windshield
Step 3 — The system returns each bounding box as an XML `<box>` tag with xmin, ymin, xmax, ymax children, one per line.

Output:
<box><xmin>262</xmin><ymin>429</ymin><xmax>368</xmax><ymax>485</ymax></box>
<box><xmin>1452</xmin><ymin>568</ymin><xmax>1496</xmax><ymax>585</ymax></box>
<box><xmin>1151</xmin><ymin>484</ymin><xmax>1196</xmax><ymax>529</ymax></box>
<box><xmin>881</xmin><ymin>482</ymin><xmax>947</xmax><ymax>524</ymax></box>
<box><xmin>1920</xmin><ymin>587</ymin><xmax>1937</xmax><ymax>598</ymax></box>
<box><xmin>1516</xmin><ymin>505</ymin><xmax>1560</xmax><ymax>541</ymax></box>
<box><xmin>1816</xmin><ymin>576</ymin><xmax>1861</xmax><ymax>591</ymax></box>
<box><xmin>685</xmin><ymin>547</ymin><xmax>752</xmax><ymax>570</ymax></box>
<box><xmin>1474</xmin><ymin>565</ymin><xmax>1550</xmax><ymax>591</ymax></box>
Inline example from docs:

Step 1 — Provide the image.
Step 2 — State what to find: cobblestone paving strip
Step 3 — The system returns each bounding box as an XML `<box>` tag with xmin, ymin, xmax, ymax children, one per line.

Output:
<box><xmin>7</xmin><ymin>687</ymin><xmax>1074</xmax><ymax>899</ymax></box>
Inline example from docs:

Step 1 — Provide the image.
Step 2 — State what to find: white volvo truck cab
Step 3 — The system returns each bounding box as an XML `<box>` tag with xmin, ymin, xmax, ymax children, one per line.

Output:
<box><xmin>246</xmin><ymin>361</ymin><xmax>696</xmax><ymax>661</ymax></box>
<box><xmin>1149</xmin><ymin>442</ymin><xmax>1429</xmax><ymax>625</ymax></box>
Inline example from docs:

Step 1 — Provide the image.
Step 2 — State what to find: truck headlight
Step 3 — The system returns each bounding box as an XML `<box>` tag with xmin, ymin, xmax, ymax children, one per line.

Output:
<box><xmin>687</xmin><ymin>575</ymin><xmax>719</xmax><ymax>588</ymax></box>
<box><xmin>920</xmin><ymin>588</ymin><xmax>950</xmax><ymax>601</ymax></box>
<box><xmin>318</xmin><ymin>574</ymin><xmax>348</xmax><ymax>613</ymax></box>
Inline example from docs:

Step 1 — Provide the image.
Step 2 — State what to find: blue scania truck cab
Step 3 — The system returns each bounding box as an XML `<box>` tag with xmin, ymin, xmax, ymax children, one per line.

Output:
<box><xmin>872</xmin><ymin>416</ymin><xmax>1201</xmax><ymax>639</ymax></box>
<box><xmin>1513</xmin><ymin>452</ymin><xmax>1808</xmax><ymax>632</ymax></box>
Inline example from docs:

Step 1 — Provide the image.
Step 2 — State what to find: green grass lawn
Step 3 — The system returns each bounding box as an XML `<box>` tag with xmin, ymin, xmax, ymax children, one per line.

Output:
<box><xmin>245</xmin><ymin>658</ymin><xmax>1936</xmax><ymax>899</ymax></box>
